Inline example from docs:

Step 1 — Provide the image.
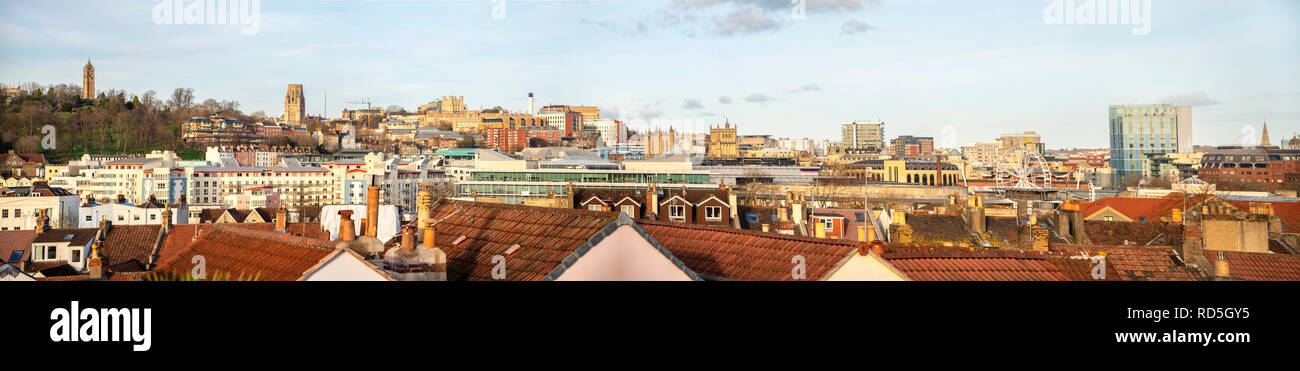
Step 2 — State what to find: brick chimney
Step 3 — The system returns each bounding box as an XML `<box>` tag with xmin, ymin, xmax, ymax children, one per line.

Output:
<box><xmin>161</xmin><ymin>203</ymin><xmax>172</xmax><ymax>234</ymax></box>
<box><xmin>338</xmin><ymin>210</ymin><xmax>356</xmax><ymax>242</ymax></box>
<box><xmin>889</xmin><ymin>209</ymin><xmax>913</xmax><ymax>244</ymax></box>
<box><xmin>365</xmin><ymin>186</ymin><xmax>380</xmax><ymax>239</ymax></box>
<box><xmin>275</xmin><ymin>204</ymin><xmax>287</xmax><ymax>233</ymax></box>
<box><xmin>87</xmin><ymin>241</ymin><xmax>103</xmax><ymax>279</ymax></box>
<box><xmin>1214</xmin><ymin>251</ymin><xmax>1231</xmax><ymax>279</ymax></box>
<box><xmin>646</xmin><ymin>183</ymin><xmax>659</xmax><ymax>220</ymax></box>
<box><xmin>34</xmin><ymin>208</ymin><xmax>49</xmax><ymax>234</ymax></box>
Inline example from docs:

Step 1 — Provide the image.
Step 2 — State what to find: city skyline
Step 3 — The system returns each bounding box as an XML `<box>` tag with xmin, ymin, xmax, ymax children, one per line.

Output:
<box><xmin>1</xmin><ymin>0</ymin><xmax>1298</xmax><ymax>148</ymax></box>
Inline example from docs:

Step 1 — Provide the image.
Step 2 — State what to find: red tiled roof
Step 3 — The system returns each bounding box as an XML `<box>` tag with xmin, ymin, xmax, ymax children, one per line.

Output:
<box><xmin>429</xmin><ymin>200</ymin><xmax>621</xmax><ymax>281</ymax></box>
<box><xmin>1083</xmin><ymin>221</ymin><xmax>1183</xmax><ymax>246</ymax></box>
<box><xmin>1081</xmin><ymin>193</ymin><xmax>1215</xmax><ymax>222</ymax></box>
<box><xmin>1050</xmin><ymin>244</ymin><xmax>1204</xmax><ymax>281</ymax></box>
<box><xmin>98</xmin><ymin>225</ymin><xmax>162</xmax><ymax>272</ymax></box>
<box><xmin>1203</xmin><ymin>250</ymin><xmax>1300</xmax><ymax>281</ymax></box>
<box><xmin>157</xmin><ymin>223</ymin><xmax>327</xmax><ymax>265</ymax></box>
<box><xmin>153</xmin><ymin>225</ymin><xmax>338</xmax><ymax>281</ymax></box>
<box><xmin>0</xmin><ymin>230</ymin><xmax>36</xmax><ymax>264</ymax></box>
<box><xmin>878</xmin><ymin>244</ymin><xmax>1114</xmax><ymax>281</ymax></box>
<box><xmin>638</xmin><ymin>220</ymin><xmax>859</xmax><ymax>281</ymax></box>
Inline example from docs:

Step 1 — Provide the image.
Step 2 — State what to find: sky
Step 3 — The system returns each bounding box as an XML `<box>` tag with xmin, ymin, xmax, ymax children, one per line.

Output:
<box><xmin>1</xmin><ymin>0</ymin><xmax>1298</xmax><ymax>149</ymax></box>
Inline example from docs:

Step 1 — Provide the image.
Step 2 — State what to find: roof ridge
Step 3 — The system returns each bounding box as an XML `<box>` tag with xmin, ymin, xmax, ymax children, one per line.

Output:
<box><xmin>637</xmin><ymin>219</ymin><xmax>860</xmax><ymax>246</ymax></box>
<box><xmin>208</xmin><ymin>224</ymin><xmax>334</xmax><ymax>251</ymax></box>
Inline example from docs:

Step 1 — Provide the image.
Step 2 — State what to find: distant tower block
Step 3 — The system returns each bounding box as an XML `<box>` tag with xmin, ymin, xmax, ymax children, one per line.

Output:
<box><xmin>82</xmin><ymin>59</ymin><xmax>95</xmax><ymax>100</ymax></box>
<box><xmin>528</xmin><ymin>92</ymin><xmax>535</xmax><ymax>115</ymax></box>
<box><xmin>284</xmin><ymin>84</ymin><xmax>305</xmax><ymax>124</ymax></box>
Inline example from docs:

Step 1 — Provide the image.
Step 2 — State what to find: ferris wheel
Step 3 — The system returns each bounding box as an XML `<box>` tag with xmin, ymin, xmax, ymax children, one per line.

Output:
<box><xmin>995</xmin><ymin>145</ymin><xmax>1052</xmax><ymax>189</ymax></box>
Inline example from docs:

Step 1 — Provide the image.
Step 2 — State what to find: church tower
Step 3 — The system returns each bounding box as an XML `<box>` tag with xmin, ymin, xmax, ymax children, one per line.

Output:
<box><xmin>284</xmin><ymin>84</ymin><xmax>305</xmax><ymax>124</ymax></box>
<box><xmin>82</xmin><ymin>59</ymin><xmax>95</xmax><ymax>100</ymax></box>
<box><xmin>1261</xmin><ymin>122</ymin><xmax>1271</xmax><ymax>147</ymax></box>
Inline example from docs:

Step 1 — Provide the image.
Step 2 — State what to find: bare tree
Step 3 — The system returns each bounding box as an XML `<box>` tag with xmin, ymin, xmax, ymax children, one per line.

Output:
<box><xmin>167</xmin><ymin>87</ymin><xmax>194</xmax><ymax>110</ymax></box>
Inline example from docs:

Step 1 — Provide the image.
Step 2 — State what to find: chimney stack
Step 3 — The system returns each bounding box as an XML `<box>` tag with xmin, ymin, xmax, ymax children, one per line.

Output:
<box><xmin>275</xmin><ymin>204</ymin><xmax>288</xmax><ymax>233</ymax></box>
<box><xmin>87</xmin><ymin>241</ymin><xmax>103</xmax><ymax>279</ymax></box>
<box><xmin>338</xmin><ymin>210</ymin><xmax>356</xmax><ymax>242</ymax></box>
<box><xmin>1215</xmin><ymin>251</ymin><xmax>1231</xmax><ymax>279</ymax></box>
<box><xmin>400</xmin><ymin>225</ymin><xmax>416</xmax><ymax>251</ymax></box>
<box><xmin>423</xmin><ymin>221</ymin><xmax>437</xmax><ymax>249</ymax></box>
<box><xmin>417</xmin><ymin>184</ymin><xmax>433</xmax><ymax>228</ymax></box>
<box><xmin>161</xmin><ymin>203</ymin><xmax>172</xmax><ymax>234</ymax></box>
<box><xmin>365</xmin><ymin>186</ymin><xmax>380</xmax><ymax>239</ymax></box>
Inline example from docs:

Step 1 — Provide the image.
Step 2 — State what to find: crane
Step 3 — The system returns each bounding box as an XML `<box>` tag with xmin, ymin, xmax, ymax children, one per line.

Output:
<box><xmin>344</xmin><ymin>99</ymin><xmax>372</xmax><ymax>110</ymax></box>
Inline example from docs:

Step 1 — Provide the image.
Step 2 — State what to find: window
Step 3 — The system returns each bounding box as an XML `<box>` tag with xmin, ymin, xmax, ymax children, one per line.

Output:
<box><xmin>71</xmin><ymin>249</ymin><xmax>81</xmax><ymax>263</ymax></box>
<box><xmin>587</xmin><ymin>205</ymin><xmax>603</xmax><ymax>211</ymax></box>
<box><xmin>43</xmin><ymin>245</ymin><xmax>57</xmax><ymax>260</ymax></box>
<box><xmin>669</xmin><ymin>205</ymin><xmax>686</xmax><ymax>219</ymax></box>
<box><xmin>620</xmin><ymin>205</ymin><xmax>636</xmax><ymax>218</ymax></box>
<box><xmin>822</xmin><ymin>219</ymin><xmax>834</xmax><ymax>232</ymax></box>
<box><xmin>1</xmin><ymin>209</ymin><xmax>6</xmax><ymax>218</ymax></box>
<box><xmin>85</xmin><ymin>215</ymin><xmax>92</xmax><ymax>221</ymax></box>
<box><xmin>705</xmin><ymin>206</ymin><xmax>722</xmax><ymax>221</ymax></box>
<box><xmin>1104</xmin><ymin>216</ymin><xmax>1114</xmax><ymax>221</ymax></box>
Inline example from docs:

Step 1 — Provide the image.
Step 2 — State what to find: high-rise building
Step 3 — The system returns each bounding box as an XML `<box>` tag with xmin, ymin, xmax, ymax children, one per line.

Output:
<box><xmin>82</xmin><ymin>59</ymin><xmax>95</xmax><ymax>100</ymax></box>
<box><xmin>841</xmin><ymin>120</ymin><xmax>885</xmax><ymax>150</ymax></box>
<box><xmin>708</xmin><ymin>120</ymin><xmax>739</xmax><ymax>158</ymax></box>
<box><xmin>284</xmin><ymin>84</ymin><xmax>306</xmax><ymax>124</ymax></box>
<box><xmin>1108</xmin><ymin>104</ymin><xmax>1193</xmax><ymax>181</ymax></box>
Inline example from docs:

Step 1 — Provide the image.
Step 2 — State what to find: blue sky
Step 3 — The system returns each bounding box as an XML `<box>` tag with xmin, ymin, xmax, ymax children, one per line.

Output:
<box><xmin>1</xmin><ymin>0</ymin><xmax>1297</xmax><ymax>148</ymax></box>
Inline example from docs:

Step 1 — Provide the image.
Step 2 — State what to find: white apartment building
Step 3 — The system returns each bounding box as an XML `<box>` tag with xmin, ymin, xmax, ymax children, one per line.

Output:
<box><xmin>81</xmin><ymin>151</ymin><xmax>186</xmax><ymax>205</ymax></box>
<box><xmin>78</xmin><ymin>200</ymin><xmax>187</xmax><ymax>228</ymax></box>
<box><xmin>0</xmin><ymin>185</ymin><xmax>80</xmax><ymax>231</ymax></box>
<box><xmin>186</xmin><ymin>164</ymin><xmax>335</xmax><ymax>208</ymax></box>
<box><xmin>322</xmin><ymin>152</ymin><xmax>448</xmax><ymax>215</ymax></box>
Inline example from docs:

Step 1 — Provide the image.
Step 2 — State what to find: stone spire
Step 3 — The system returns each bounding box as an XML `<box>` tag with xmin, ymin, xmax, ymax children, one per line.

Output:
<box><xmin>1261</xmin><ymin>122</ymin><xmax>1271</xmax><ymax>147</ymax></box>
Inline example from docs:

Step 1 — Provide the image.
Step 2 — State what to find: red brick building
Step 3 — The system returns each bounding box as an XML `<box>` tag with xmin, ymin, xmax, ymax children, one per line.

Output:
<box><xmin>1198</xmin><ymin>146</ymin><xmax>1300</xmax><ymax>186</ymax></box>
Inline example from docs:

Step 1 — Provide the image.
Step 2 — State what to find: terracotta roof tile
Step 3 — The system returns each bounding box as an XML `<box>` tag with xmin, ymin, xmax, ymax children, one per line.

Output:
<box><xmin>1202</xmin><ymin>250</ymin><xmax>1300</xmax><ymax>281</ymax></box>
<box><xmin>98</xmin><ymin>225</ymin><xmax>162</xmax><ymax>272</ymax></box>
<box><xmin>1084</xmin><ymin>221</ymin><xmax>1182</xmax><ymax>246</ymax></box>
<box><xmin>157</xmin><ymin>223</ymin><xmax>327</xmax><ymax>265</ymax></box>
<box><xmin>1050</xmin><ymin>244</ymin><xmax>1204</xmax><ymax>281</ymax></box>
<box><xmin>153</xmin><ymin>225</ymin><xmax>338</xmax><ymax>281</ymax></box>
<box><xmin>879</xmin><ymin>244</ymin><xmax>1115</xmax><ymax>281</ymax></box>
<box><xmin>638</xmin><ymin>220</ymin><xmax>859</xmax><ymax>281</ymax></box>
<box><xmin>0</xmin><ymin>230</ymin><xmax>36</xmax><ymax>265</ymax></box>
<box><xmin>429</xmin><ymin>200</ymin><xmax>621</xmax><ymax>281</ymax></box>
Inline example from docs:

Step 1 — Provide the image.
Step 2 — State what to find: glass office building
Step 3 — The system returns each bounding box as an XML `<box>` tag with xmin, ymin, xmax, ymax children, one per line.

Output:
<box><xmin>1108</xmin><ymin>104</ymin><xmax>1192</xmax><ymax>184</ymax></box>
